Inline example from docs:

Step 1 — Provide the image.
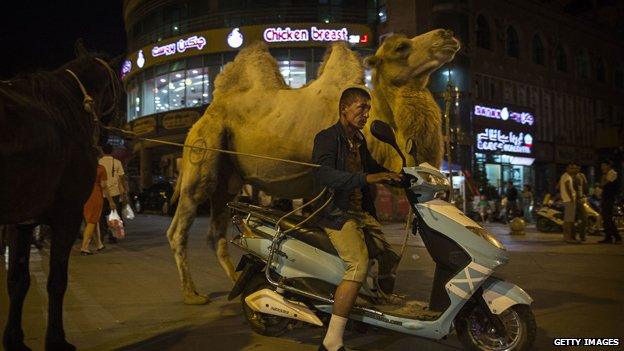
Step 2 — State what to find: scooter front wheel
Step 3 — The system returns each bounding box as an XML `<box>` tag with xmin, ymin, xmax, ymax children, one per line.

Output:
<box><xmin>456</xmin><ymin>304</ymin><xmax>536</xmax><ymax>351</ymax></box>
<box><xmin>241</xmin><ymin>273</ymin><xmax>291</xmax><ymax>337</ymax></box>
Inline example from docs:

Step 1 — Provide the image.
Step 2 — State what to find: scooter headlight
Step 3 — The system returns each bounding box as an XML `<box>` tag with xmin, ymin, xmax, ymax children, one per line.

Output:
<box><xmin>465</xmin><ymin>226</ymin><xmax>506</xmax><ymax>250</ymax></box>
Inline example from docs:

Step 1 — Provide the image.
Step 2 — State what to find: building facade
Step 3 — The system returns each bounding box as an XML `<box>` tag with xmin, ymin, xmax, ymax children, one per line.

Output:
<box><xmin>121</xmin><ymin>0</ymin><xmax>379</xmax><ymax>189</ymax></box>
<box><xmin>379</xmin><ymin>0</ymin><xmax>624</xmax><ymax>199</ymax></box>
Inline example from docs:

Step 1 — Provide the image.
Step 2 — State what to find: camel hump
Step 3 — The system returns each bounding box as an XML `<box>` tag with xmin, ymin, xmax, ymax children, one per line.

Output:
<box><xmin>213</xmin><ymin>42</ymin><xmax>288</xmax><ymax>97</ymax></box>
<box><xmin>315</xmin><ymin>42</ymin><xmax>364</xmax><ymax>86</ymax></box>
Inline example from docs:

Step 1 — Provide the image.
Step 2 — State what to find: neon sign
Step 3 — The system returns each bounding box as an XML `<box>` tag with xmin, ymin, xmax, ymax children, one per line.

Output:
<box><xmin>152</xmin><ymin>35</ymin><xmax>207</xmax><ymax>57</ymax></box>
<box><xmin>227</xmin><ymin>28</ymin><xmax>244</xmax><ymax>48</ymax></box>
<box><xmin>474</xmin><ymin>105</ymin><xmax>534</xmax><ymax>126</ymax></box>
<box><xmin>121</xmin><ymin>60</ymin><xmax>131</xmax><ymax>77</ymax></box>
<box><xmin>477</xmin><ymin>128</ymin><xmax>533</xmax><ymax>154</ymax></box>
<box><xmin>263</xmin><ymin>26</ymin><xmax>365</xmax><ymax>43</ymax></box>
<box><xmin>136</xmin><ymin>50</ymin><xmax>145</xmax><ymax>68</ymax></box>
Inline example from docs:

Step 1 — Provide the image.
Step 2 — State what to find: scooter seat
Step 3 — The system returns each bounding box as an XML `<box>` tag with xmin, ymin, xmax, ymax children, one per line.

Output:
<box><xmin>228</xmin><ymin>201</ymin><xmax>338</xmax><ymax>256</ymax></box>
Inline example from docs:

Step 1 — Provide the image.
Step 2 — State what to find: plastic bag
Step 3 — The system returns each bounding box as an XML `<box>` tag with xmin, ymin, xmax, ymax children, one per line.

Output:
<box><xmin>107</xmin><ymin>209</ymin><xmax>125</xmax><ymax>238</ymax></box>
<box><xmin>122</xmin><ymin>203</ymin><xmax>135</xmax><ymax>220</ymax></box>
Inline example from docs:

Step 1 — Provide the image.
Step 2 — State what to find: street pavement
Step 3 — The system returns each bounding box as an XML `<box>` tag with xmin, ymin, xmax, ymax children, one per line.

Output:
<box><xmin>1</xmin><ymin>214</ymin><xmax>623</xmax><ymax>351</ymax></box>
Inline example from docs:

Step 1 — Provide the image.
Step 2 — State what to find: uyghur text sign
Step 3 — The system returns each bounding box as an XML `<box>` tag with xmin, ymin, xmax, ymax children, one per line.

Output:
<box><xmin>474</xmin><ymin>105</ymin><xmax>534</xmax><ymax>126</ymax></box>
<box><xmin>476</xmin><ymin>128</ymin><xmax>533</xmax><ymax>154</ymax></box>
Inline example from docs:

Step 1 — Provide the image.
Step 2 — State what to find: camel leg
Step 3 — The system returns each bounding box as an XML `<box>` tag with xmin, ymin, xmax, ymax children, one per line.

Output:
<box><xmin>166</xmin><ymin>122</ymin><xmax>225</xmax><ymax>305</ymax></box>
<box><xmin>3</xmin><ymin>225</ymin><xmax>33</xmax><ymax>351</ymax></box>
<box><xmin>45</xmin><ymin>210</ymin><xmax>81</xmax><ymax>351</ymax></box>
<box><xmin>166</xmin><ymin>190</ymin><xmax>208</xmax><ymax>305</ymax></box>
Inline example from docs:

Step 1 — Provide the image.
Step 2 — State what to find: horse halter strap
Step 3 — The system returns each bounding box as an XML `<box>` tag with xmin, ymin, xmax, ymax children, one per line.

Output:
<box><xmin>65</xmin><ymin>69</ymin><xmax>96</xmax><ymax>118</ymax></box>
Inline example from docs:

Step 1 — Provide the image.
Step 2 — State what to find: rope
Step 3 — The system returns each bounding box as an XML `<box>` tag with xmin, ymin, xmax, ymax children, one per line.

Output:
<box><xmin>102</xmin><ymin>125</ymin><xmax>321</xmax><ymax>168</ymax></box>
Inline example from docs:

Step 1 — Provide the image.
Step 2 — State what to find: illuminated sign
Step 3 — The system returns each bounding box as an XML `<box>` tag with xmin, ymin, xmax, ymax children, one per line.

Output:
<box><xmin>121</xmin><ymin>23</ymin><xmax>373</xmax><ymax>82</ymax></box>
<box><xmin>476</xmin><ymin>128</ymin><xmax>533</xmax><ymax>154</ymax></box>
<box><xmin>227</xmin><ymin>28</ymin><xmax>244</xmax><ymax>48</ymax></box>
<box><xmin>152</xmin><ymin>35</ymin><xmax>207</xmax><ymax>57</ymax></box>
<box><xmin>136</xmin><ymin>50</ymin><xmax>145</xmax><ymax>68</ymax></box>
<box><xmin>263</xmin><ymin>26</ymin><xmax>366</xmax><ymax>43</ymax></box>
<box><xmin>121</xmin><ymin>60</ymin><xmax>131</xmax><ymax>77</ymax></box>
<box><xmin>474</xmin><ymin>105</ymin><xmax>534</xmax><ymax>126</ymax></box>
<box><xmin>500</xmin><ymin>155</ymin><xmax>535</xmax><ymax>166</ymax></box>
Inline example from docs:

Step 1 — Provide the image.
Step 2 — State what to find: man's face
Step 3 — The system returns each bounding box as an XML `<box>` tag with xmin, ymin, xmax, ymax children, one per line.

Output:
<box><xmin>341</xmin><ymin>96</ymin><xmax>371</xmax><ymax>130</ymax></box>
<box><xmin>601</xmin><ymin>163</ymin><xmax>610</xmax><ymax>173</ymax></box>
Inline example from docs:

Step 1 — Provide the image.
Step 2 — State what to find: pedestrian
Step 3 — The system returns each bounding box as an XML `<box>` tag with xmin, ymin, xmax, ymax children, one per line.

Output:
<box><xmin>98</xmin><ymin>144</ymin><xmax>128</xmax><ymax>244</ymax></box>
<box><xmin>573</xmin><ymin>164</ymin><xmax>589</xmax><ymax>242</ymax></box>
<box><xmin>81</xmin><ymin>158</ymin><xmax>116</xmax><ymax>255</ymax></box>
<box><xmin>598</xmin><ymin>160</ymin><xmax>621</xmax><ymax>244</ymax></box>
<box><xmin>505</xmin><ymin>181</ymin><xmax>519</xmax><ymax>220</ymax></box>
<box><xmin>520</xmin><ymin>184</ymin><xmax>534</xmax><ymax>223</ymax></box>
<box><xmin>559</xmin><ymin>164</ymin><xmax>578</xmax><ymax>243</ymax></box>
<box><xmin>477</xmin><ymin>195</ymin><xmax>491</xmax><ymax>222</ymax></box>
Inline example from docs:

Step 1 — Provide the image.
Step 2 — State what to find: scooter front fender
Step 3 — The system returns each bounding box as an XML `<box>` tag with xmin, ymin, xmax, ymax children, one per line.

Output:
<box><xmin>481</xmin><ymin>277</ymin><xmax>533</xmax><ymax>315</ymax></box>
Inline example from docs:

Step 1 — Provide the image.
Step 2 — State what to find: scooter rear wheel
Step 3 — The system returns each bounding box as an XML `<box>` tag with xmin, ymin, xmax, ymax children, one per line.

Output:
<box><xmin>456</xmin><ymin>304</ymin><xmax>536</xmax><ymax>351</ymax></box>
<box><xmin>241</xmin><ymin>273</ymin><xmax>291</xmax><ymax>337</ymax></box>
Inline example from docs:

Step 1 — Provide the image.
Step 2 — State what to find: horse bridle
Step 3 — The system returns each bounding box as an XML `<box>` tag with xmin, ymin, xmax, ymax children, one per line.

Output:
<box><xmin>65</xmin><ymin>57</ymin><xmax>120</xmax><ymax>146</ymax></box>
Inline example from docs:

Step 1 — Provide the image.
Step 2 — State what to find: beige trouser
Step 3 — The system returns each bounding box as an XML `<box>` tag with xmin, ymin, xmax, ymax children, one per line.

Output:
<box><xmin>323</xmin><ymin>212</ymin><xmax>385</xmax><ymax>283</ymax></box>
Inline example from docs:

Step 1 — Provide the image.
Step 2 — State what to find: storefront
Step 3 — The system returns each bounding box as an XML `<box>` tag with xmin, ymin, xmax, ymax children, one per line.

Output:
<box><xmin>121</xmin><ymin>22</ymin><xmax>374</xmax><ymax>188</ymax></box>
<box><xmin>471</xmin><ymin>103</ymin><xmax>536</xmax><ymax>194</ymax></box>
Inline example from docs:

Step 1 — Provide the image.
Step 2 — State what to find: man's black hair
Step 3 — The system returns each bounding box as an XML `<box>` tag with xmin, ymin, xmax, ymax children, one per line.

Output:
<box><xmin>102</xmin><ymin>144</ymin><xmax>113</xmax><ymax>154</ymax></box>
<box><xmin>339</xmin><ymin>87</ymin><xmax>371</xmax><ymax>112</ymax></box>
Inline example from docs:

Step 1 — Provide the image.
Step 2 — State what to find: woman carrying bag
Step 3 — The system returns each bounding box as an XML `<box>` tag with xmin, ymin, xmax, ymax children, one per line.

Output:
<box><xmin>81</xmin><ymin>159</ymin><xmax>115</xmax><ymax>255</ymax></box>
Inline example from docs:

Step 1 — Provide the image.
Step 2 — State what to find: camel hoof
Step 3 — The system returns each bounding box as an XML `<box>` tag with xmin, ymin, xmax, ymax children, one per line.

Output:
<box><xmin>184</xmin><ymin>292</ymin><xmax>211</xmax><ymax>305</ymax></box>
<box><xmin>45</xmin><ymin>338</ymin><xmax>76</xmax><ymax>351</ymax></box>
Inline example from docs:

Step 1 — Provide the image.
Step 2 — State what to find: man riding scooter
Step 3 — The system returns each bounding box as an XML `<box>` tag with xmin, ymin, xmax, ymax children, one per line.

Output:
<box><xmin>312</xmin><ymin>85</ymin><xmax>403</xmax><ymax>351</ymax></box>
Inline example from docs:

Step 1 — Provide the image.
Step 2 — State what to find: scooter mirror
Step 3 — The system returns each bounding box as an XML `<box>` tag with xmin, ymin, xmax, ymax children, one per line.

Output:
<box><xmin>370</xmin><ymin>120</ymin><xmax>406</xmax><ymax>167</ymax></box>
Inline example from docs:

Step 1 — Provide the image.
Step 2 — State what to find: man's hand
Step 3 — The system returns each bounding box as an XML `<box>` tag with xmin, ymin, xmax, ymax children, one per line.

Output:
<box><xmin>366</xmin><ymin>172</ymin><xmax>403</xmax><ymax>184</ymax></box>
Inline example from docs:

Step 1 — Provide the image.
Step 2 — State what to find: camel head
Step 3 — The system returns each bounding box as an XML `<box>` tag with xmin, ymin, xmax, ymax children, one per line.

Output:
<box><xmin>365</xmin><ymin>29</ymin><xmax>460</xmax><ymax>89</ymax></box>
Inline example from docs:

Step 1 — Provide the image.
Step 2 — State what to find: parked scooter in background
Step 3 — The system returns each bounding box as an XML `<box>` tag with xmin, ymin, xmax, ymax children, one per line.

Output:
<box><xmin>535</xmin><ymin>194</ymin><xmax>601</xmax><ymax>234</ymax></box>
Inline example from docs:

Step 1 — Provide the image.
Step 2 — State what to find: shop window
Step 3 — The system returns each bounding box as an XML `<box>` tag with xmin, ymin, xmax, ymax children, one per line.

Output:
<box><xmin>615</xmin><ymin>68</ymin><xmax>624</xmax><ymax>89</ymax></box>
<box><xmin>378</xmin><ymin>6</ymin><xmax>388</xmax><ymax>23</ymax></box>
<box><xmin>127</xmin><ymin>84</ymin><xmax>139</xmax><ymax>121</ymax></box>
<box><xmin>576</xmin><ymin>50</ymin><xmax>590</xmax><ymax>79</ymax></box>
<box><xmin>596</xmin><ymin>59</ymin><xmax>605</xmax><ymax>82</ymax></box>
<box><xmin>185</xmin><ymin>68</ymin><xmax>205</xmax><ymax>108</ymax></box>
<box><xmin>169</xmin><ymin>70</ymin><xmax>186</xmax><ymax>110</ymax></box>
<box><xmin>476</xmin><ymin>15</ymin><xmax>491</xmax><ymax>50</ymax></box>
<box><xmin>142</xmin><ymin>77</ymin><xmax>156</xmax><ymax>116</ymax></box>
<box><xmin>365</xmin><ymin>69</ymin><xmax>372</xmax><ymax>89</ymax></box>
<box><xmin>532</xmin><ymin>35</ymin><xmax>544</xmax><ymax>65</ymax></box>
<box><xmin>505</xmin><ymin>26</ymin><xmax>519</xmax><ymax>58</ymax></box>
<box><xmin>556</xmin><ymin>45</ymin><xmax>567</xmax><ymax>72</ymax></box>
<box><xmin>279</xmin><ymin>61</ymin><xmax>306</xmax><ymax>88</ymax></box>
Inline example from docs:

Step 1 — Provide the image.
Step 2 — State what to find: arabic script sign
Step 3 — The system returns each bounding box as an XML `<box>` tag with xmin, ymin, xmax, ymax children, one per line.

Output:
<box><xmin>474</xmin><ymin>105</ymin><xmax>534</xmax><ymax>126</ymax></box>
<box><xmin>152</xmin><ymin>36</ymin><xmax>207</xmax><ymax>57</ymax></box>
<box><xmin>476</xmin><ymin>128</ymin><xmax>533</xmax><ymax>154</ymax></box>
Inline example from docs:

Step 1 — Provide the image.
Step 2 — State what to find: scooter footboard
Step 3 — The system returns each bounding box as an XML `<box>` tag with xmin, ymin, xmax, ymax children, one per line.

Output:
<box><xmin>481</xmin><ymin>277</ymin><xmax>533</xmax><ymax>315</ymax></box>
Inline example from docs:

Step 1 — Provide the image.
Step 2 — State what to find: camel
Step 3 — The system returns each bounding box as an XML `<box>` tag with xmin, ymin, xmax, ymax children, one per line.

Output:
<box><xmin>166</xmin><ymin>29</ymin><xmax>460</xmax><ymax>305</ymax></box>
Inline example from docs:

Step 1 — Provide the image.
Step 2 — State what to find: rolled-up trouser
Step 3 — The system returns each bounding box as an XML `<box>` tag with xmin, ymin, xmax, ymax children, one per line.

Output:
<box><xmin>575</xmin><ymin>199</ymin><xmax>588</xmax><ymax>239</ymax></box>
<box><xmin>324</xmin><ymin>212</ymin><xmax>399</xmax><ymax>293</ymax></box>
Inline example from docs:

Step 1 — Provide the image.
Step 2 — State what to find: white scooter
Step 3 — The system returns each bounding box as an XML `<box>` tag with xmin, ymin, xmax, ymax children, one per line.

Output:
<box><xmin>227</xmin><ymin>121</ymin><xmax>536</xmax><ymax>350</ymax></box>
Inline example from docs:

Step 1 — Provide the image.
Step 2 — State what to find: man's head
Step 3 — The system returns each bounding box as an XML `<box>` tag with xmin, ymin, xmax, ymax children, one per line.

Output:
<box><xmin>567</xmin><ymin>162</ymin><xmax>578</xmax><ymax>175</ymax></box>
<box><xmin>102</xmin><ymin>144</ymin><xmax>113</xmax><ymax>155</ymax></box>
<box><xmin>507</xmin><ymin>180</ymin><xmax>514</xmax><ymax>188</ymax></box>
<box><xmin>601</xmin><ymin>159</ymin><xmax>613</xmax><ymax>173</ymax></box>
<box><xmin>339</xmin><ymin>86</ymin><xmax>371</xmax><ymax>131</ymax></box>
